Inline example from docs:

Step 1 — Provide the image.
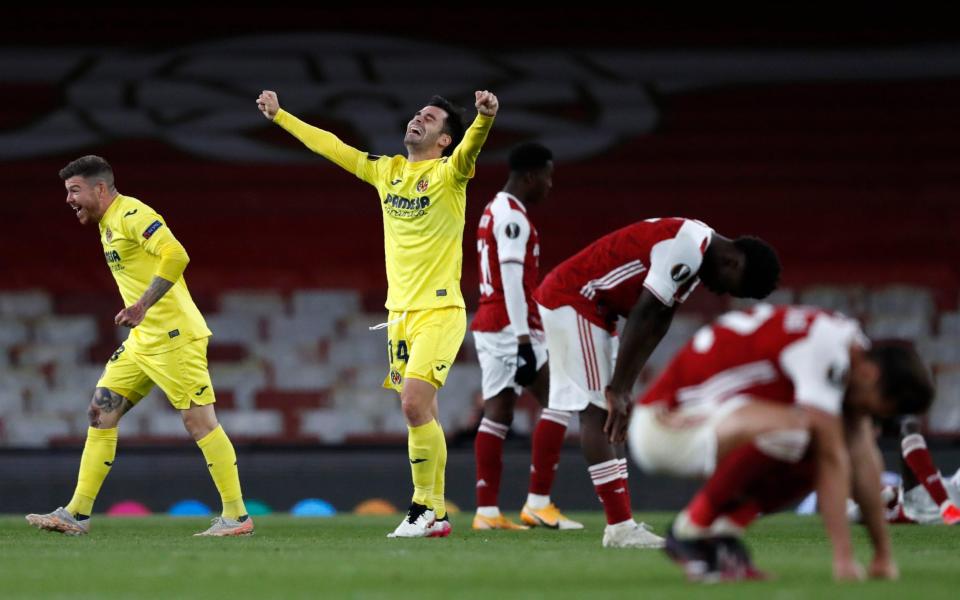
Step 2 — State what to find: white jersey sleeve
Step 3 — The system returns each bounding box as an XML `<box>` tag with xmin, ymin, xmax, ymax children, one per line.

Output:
<box><xmin>779</xmin><ymin>313</ymin><xmax>867</xmax><ymax>415</ymax></box>
<box><xmin>491</xmin><ymin>196</ymin><xmax>531</xmax><ymax>264</ymax></box>
<box><xmin>501</xmin><ymin>262</ymin><xmax>529</xmax><ymax>337</ymax></box>
<box><xmin>644</xmin><ymin>219</ymin><xmax>714</xmax><ymax>307</ymax></box>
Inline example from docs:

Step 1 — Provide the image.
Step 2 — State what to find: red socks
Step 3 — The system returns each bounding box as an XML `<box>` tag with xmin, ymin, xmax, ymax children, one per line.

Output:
<box><xmin>902</xmin><ymin>433</ymin><xmax>950</xmax><ymax>507</ymax></box>
<box><xmin>528</xmin><ymin>409</ymin><xmax>570</xmax><ymax>495</ymax></box>
<box><xmin>589</xmin><ymin>459</ymin><xmax>632</xmax><ymax>525</ymax></box>
<box><xmin>475</xmin><ymin>418</ymin><xmax>508</xmax><ymax>507</ymax></box>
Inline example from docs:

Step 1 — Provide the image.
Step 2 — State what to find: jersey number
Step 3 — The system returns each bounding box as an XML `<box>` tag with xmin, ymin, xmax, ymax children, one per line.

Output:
<box><xmin>388</xmin><ymin>340</ymin><xmax>409</xmax><ymax>363</ymax></box>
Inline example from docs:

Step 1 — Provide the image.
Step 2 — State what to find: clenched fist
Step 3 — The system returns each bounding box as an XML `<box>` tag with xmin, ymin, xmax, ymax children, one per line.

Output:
<box><xmin>257</xmin><ymin>90</ymin><xmax>280</xmax><ymax>120</ymax></box>
<box><xmin>475</xmin><ymin>90</ymin><xmax>499</xmax><ymax>117</ymax></box>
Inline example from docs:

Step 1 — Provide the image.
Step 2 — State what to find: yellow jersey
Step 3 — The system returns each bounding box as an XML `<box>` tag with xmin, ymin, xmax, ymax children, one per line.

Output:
<box><xmin>274</xmin><ymin>109</ymin><xmax>494</xmax><ymax>311</ymax></box>
<box><xmin>98</xmin><ymin>194</ymin><xmax>210</xmax><ymax>354</ymax></box>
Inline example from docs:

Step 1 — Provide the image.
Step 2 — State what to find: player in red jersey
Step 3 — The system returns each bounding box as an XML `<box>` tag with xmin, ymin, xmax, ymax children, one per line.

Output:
<box><xmin>631</xmin><ymin>304</ymin><xmax>934</xmax><ymax>581</ymax></box>
<box><xmin>534</xmin><ymin>218</ymin><xmax>780</xmax><ymax>548</ymax></box>
<box><xmin>470</xmin><ymin>143</ymin><xmax>581</xmax><ymax>531</ymax></box>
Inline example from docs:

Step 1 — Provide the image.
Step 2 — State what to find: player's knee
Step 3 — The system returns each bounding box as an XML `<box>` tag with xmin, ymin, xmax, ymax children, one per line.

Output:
<box><xmin>579</xmin><ymin>404</ymin><xmax>606</xmax><ymax>431</ymax></box>
<box><xmin>578</xmin><ymin>406</ymin><xmax>611</xmax><ymax>453</ymax></box>
<box><xmin>755</xmin><ymin>428</ymin><xmax>811</xmax><ymax>463</ymax></box>
<box><xmin>183</xmin><ymin>420</ymin><xmax>215</xmax><ymax>441</ymax></box>
<box><xmin>181</xmin><ymin>408</ymin><xmax>217</xmax><ymax>440</ymax></box>
<box><xmin>400</xmin><ymin>384</ymin><xmax>434</xmax><ymax>424</ymax></box>
<box><xmin>86</xmin><ymin>400</ymin><xmax>101</xmax><ymax>427</ymax></box>
<box><xmin>485</xmin><ymin>406</ymin><xmax>514</xmax><ymax>427</ymax></box>
<box><xmin>484</xmin><ymin>393</ymin><xmax>515</xmax><ymax>425</ymax></box>
<box><xmin>400</xmin><ymin>397</ymin><xmax>430</xmax><ymax>424</ymax></box>
<box><xmin>88</xmin><ymin>395</ymin><xmax>122</xmax><ymax>429</ymax></box>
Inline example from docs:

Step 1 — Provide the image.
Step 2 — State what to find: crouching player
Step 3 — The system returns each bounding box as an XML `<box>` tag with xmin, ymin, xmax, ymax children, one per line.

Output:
<box><xmin>630</xmin><ymin>304</ymin><xmax>934</xmax><ymax>581</ymax></box>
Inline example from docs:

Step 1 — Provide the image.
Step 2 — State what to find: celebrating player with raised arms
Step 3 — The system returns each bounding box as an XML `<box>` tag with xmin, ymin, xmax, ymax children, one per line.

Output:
<box><xmin>258</xmin><ymin>88</ymin><xmax>497</xmax><ymax>538</ymax></box>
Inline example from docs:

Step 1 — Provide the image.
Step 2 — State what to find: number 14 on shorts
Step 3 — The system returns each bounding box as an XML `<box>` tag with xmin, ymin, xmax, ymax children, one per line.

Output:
<box><xmin>388</xmin><ymin>339</ymin><xmax>410</xmax><ymax>363</ymax></box>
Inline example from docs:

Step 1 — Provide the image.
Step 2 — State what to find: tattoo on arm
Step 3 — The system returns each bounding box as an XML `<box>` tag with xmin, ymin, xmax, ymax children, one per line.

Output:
<box><xmin>138</xmin><ymin>276</ymin><xmax>175</xmax><ymax>309</ymax></box>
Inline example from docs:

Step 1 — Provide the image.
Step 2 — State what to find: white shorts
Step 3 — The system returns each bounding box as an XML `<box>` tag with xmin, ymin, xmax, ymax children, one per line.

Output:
<box><xmin>628</xmin><ymin>397</ymin><xmax>749</xmax><ymax>479</ymax></box>
<box><xmin>538</xmin><ymin>303</ymin><xmax>618</xmax><ymax>412</ymax></box>
<box><xmin>473</xmin><ymin>327</ymin><xmax>548</xmax><ymax>400</ymax></box>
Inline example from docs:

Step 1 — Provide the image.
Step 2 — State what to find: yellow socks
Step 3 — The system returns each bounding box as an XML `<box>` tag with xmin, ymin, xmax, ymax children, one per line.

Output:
<box><xmin>432</xmin><ymin>420</ymin><xmax>448</xmax><ymax>519</ymax></box>
<box><xmin>63</xmin><ymin>425</ymin><xmax>247</xmax><ymax>520</ymax></box>
<box><xmin>65</xmin><ymin>427</ymin><xmax>118</xmax><ymax>517</ymax></box>
<box><xmin>408</xmin><ymin>419</ymin><xmax>443</xmax><ymax>507</ymax></box>
<box><xmin>197</xmin><ymin>425</ymin><xmax>246</xmax><ymax>519</ymax></box>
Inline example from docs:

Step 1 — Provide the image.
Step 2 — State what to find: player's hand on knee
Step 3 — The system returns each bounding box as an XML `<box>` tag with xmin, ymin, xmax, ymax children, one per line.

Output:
<box><xmin>475</xmin><ymin>90</ymin><xmax>499</xmax><ymax>117</ymax></box>
<box><xmin>257</xmin><ymin>90</ymin><xmax>280</xmax><ymax>120</ymax></box>
<box><xmin>868</xmin><ymin>555</ymin><xmax>898</xmax><ymax>580</ymax></box>
<box><xmin>514</xmin><ymin>342</ymin><xmax>537</xmax><ymax>387</ymax></box>
<box><xmin>603</xmin><ymin>387</ymin><xmax>631</xmax><ymax>444</ymax></box>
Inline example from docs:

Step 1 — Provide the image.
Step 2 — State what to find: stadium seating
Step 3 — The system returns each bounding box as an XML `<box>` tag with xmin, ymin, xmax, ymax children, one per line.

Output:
<box><xmin>4</xmin><ymin>51</ymin><xmax>960</xmax><ymax>447</ymax></box>
<box><xmin>2</xmin><ymin>285</ymin><xmax>958</xmax><ymax>447</ymax></box>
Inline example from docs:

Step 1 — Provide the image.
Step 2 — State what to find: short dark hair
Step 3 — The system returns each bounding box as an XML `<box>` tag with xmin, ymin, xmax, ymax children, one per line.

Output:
<box><xmin>427</xmin><ymin>95</ymin><xmax>465</xmax><ymax>157</ymax></box>
<box><xmin>869</xmin><ymin>342</ymin><xmax>935</xmax><ymax>416</ymax></box>
<box><xmin>734</xmin><ymin>236</ymin><xmax>780</xmax><ymax>299</ymax></box>
<box><xmin>59</xmin><ymin>155</ymin><xmax>115</xmax><ymax>189</ymax></box>
<box><xmin>508</xmin><ymin>142</ymin><xmax>553</xmax><ymax>173</ymax></box>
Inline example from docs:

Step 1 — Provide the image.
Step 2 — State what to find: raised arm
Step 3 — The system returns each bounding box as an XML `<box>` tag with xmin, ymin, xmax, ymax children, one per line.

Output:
<box><xmin>257</xmin><ymin>90</ymin><xmax>373</xmax><ymax>180</ymax></box>
<box><xmin>448</xmin><ymin>90</ymin><xmax>498</xmax><ymax>180</ymax></box>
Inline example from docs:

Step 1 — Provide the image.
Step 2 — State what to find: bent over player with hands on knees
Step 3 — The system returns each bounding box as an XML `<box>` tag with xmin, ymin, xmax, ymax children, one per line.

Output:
<box><xmin>27</xmin><ymin>156</ymin><xmax>252</xmax><ymax>537</ymax></box>
<box><xmin>533</xmin><ymin>218</ymin><xmax>780</xmax><ymax>548</ymax></box>
<box><xmin>258</xmin><ymin>88</ymin><xmax>498</xmax><ymax>538</ymax></box>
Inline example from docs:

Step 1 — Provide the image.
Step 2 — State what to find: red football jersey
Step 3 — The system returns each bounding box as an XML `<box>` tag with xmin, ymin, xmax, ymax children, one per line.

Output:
<box><xmin>534</xmin><ymin>218</ymin><xmax>713</xmax><ymax>332</ymax></box>
<box><xmin>471</xmin><ymin>192</ymin><xmax>542</xmax><ymax>332</ymax></box>
<box><xmin>638</xmin><ymin>304</ymin><xmax>868</xmax><ymax>416</ymax></box>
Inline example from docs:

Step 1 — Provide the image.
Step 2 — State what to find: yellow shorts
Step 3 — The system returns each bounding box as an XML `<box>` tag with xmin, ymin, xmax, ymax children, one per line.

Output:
<box><xmin>382</xmin><ymin>307</ymin><xmax>466</xmax><ymax>392</ymax></box>
<box><xmin>96</xmin><ymin>337</ymin><xmax>216</xmax><ymax>410</ymax></box>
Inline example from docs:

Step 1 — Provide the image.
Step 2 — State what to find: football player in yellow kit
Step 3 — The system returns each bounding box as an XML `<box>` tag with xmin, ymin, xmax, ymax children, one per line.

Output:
<box><xmin>258</xmin><ymin>88</ymin><xmax>498</xmax><ymax>537</ymax></box>
<box><xmin>25</xmin><ymin>155</ymin><xmax>251</xmax><ymax>537</ymax></box>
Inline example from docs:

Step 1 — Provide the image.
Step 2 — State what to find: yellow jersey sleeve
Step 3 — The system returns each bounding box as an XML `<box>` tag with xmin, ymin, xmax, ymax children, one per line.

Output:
<box><xmin>446</xmin><ymin>113</ymin><xmax>495</xmax><ymax>181</ymax></box>
<box><xmin>273</xmin><ymin>108</ymin><xmax>385</xmax><ymax>185</ymax></box>
<box><xmin>154</xmin><ymin>235</ymin><xmax>190</xmax><ymax>283</ymax></box>
<box><xmin>118</xmin><ymin>208</ymin><xmax>189</xmax><ymax>282</ymax></box>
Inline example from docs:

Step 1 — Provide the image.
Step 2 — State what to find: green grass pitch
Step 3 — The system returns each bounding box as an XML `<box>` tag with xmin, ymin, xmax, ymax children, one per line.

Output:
<box><xmin>2</xmin><ymin>512</ymin><xmax>957</xmax><ymax>599</ymax></box>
